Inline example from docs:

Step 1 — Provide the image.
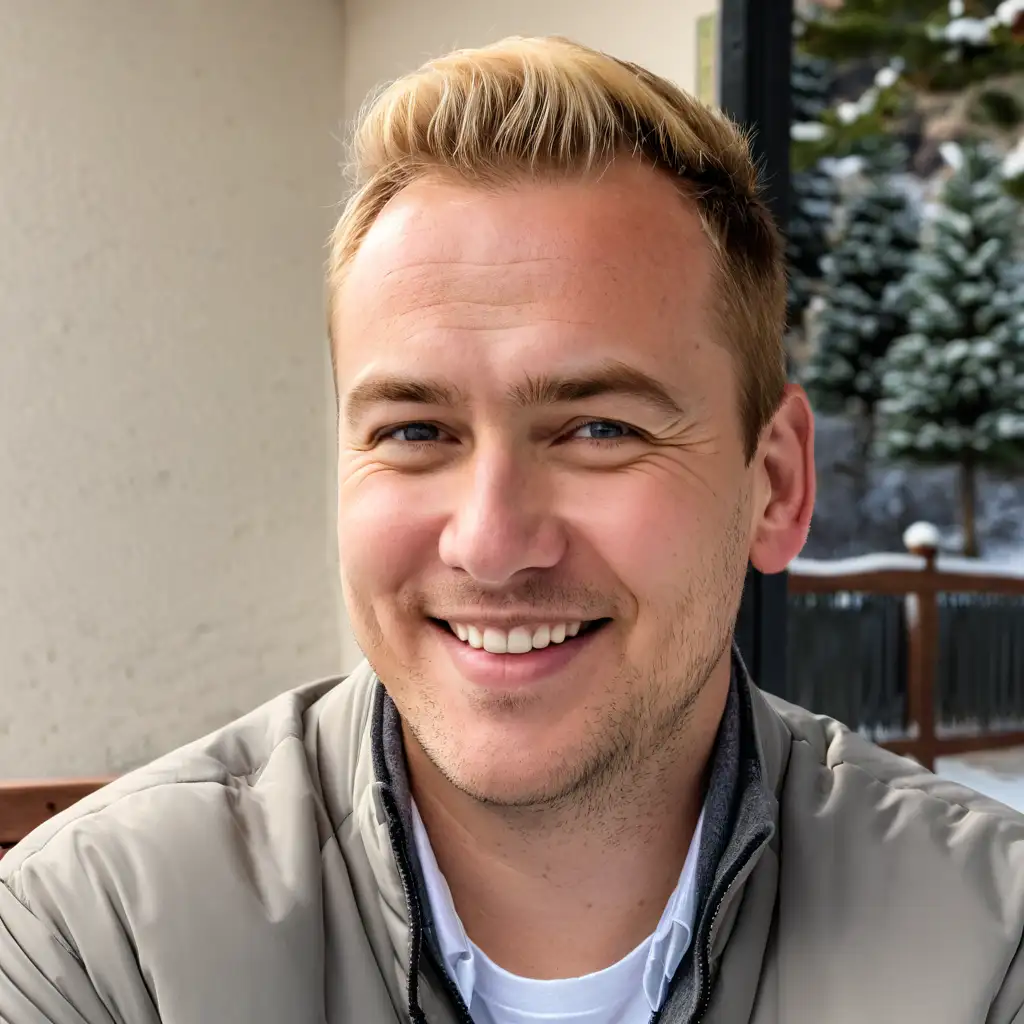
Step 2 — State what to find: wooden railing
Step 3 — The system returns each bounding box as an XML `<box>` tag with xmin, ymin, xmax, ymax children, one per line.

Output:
<box><xmin>0</xmin><ymin>778</ymin><xmax>111</xmax><ymax>855</ymax></box>
<box><xmin>788</xmin><ymin>526</ymin><xmax>1024</xmax><ymax>771</ymax></box>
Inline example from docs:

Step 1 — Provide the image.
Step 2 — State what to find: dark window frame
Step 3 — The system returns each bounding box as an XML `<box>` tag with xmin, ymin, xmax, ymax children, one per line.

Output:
<box><xmin>720</xmin><ymin>0</ymin><xmax>794</xmax><ymax>693</ymax></box>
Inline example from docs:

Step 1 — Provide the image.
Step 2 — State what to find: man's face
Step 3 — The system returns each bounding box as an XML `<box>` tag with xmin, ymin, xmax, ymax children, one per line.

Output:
<box><xmin>334</xmin><ymin>163</ymin><xmax>763</xmax><ymax>807</ymax></box>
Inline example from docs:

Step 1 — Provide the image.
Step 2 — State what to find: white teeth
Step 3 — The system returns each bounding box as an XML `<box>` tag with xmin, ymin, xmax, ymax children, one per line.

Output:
<box><xmin>507</xmin><ymin>627</ymin><xmax>534</xmax><ymax>655</ymax></box>
<box><xmin>483</xmin><ymin>628</ymin><xmax>507</xmax><ymax>654</ymax></box>
<box><xmin>448</xmin><ymin>621</ymin><xmax>592</xmax><ymax>654</ymax></box>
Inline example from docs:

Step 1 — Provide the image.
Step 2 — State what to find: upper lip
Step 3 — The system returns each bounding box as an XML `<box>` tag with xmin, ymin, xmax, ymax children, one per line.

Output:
<box><xmin>430</xmin><ymin>613</ymin><xmax>603</xmax><ymax>629</ymax></box>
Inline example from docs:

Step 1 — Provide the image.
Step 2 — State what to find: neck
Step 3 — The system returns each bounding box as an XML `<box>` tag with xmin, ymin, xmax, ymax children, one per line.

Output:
<box><xmin>406</xmin><ymin>662</ymin><xmax>729</xmax><ymax>980</ymax></box>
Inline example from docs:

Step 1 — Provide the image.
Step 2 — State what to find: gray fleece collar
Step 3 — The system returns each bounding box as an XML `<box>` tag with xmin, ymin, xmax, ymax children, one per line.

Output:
<box><xmin>370</xmin><ymin>647</ymin><xmax>777</xmax><ymax>1020</ymax></box>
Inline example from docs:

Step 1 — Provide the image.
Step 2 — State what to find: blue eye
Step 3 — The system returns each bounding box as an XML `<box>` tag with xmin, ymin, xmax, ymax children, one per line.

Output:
<box><xmin>388</xmin><ymin>423</ymin><xmax>442</xmax><ymax>443</ymax></box>
<box><xmin>573</xmin><ymin>420</ymin><xmax>633</xmax><ymax>441</ymax></box>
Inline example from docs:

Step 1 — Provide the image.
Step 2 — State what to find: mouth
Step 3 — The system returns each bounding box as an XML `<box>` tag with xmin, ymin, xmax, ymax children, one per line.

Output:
<box><xmin>430</xmin><ymin>617</ymin><xmax>611</xmax><ymax>655</ymax></box>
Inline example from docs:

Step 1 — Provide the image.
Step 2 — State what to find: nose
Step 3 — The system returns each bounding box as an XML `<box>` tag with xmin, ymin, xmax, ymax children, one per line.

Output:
<box><xmin>438</xmin><ymin>447</ymin><xmax>567</xmax><ymax>587</ymax></box>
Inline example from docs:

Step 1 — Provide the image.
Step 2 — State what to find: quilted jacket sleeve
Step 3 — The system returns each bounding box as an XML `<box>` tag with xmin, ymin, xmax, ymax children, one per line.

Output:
<box><xmin>0</xmin><ymin>824</ymin><xmax>163</xmax><ymax>1024</ymax></box>
<box><xmin>0</xmin><ymin>878</ymin><xmax>115</xmax><ymax>1024</ymax></box>
<box><xmin>990</xmin><ymin>929</ymin><xmax>1024</xmax><ymax>1024</ymax></box>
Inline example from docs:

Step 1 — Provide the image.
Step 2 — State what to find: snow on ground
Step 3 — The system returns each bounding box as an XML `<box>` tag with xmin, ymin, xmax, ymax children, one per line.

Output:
<box><xmin>982</xmin><ymin>542</ymin><xmax>1024</xmax><ymax>571</ymax></box>
<box><xmin>937</xmin><ymin>749</ymin><xmax>1024</xmax><ymax>813</ymax></box>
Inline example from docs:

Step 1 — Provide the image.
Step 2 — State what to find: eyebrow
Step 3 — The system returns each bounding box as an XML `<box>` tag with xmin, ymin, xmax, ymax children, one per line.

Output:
<box><xmin>344</xmin><ymin>376</ymin><xmax>463</xmax><ymax>428</ymax></box>
<box><xmin>343</xmin><ymin>360</ymin><xmax>687</xmax><ymax>427</ymax></box>
<box><xmin>508</xmin><ymin>361</ymin><xmax>687</xmax><ymax>419</ymax></box>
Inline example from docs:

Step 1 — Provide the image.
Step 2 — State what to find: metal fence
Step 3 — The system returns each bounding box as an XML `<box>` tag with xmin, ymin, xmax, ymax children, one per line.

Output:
<box><xmin>785</xmin><ymin>591</ymin><xmax>907</xmax><ymax>738</ymax></box>
<box><xmin>783</xmin><ymin>549</ymin><xmax>1024</xmax><ymax>769</ymax></box>
<box><xmin>937</xmin><ymin>593</ymin><xmax>1024</xmax><ymax>731</ymax></box>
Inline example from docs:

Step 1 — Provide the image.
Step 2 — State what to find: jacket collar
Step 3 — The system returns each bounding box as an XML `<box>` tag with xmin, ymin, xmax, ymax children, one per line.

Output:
<box><xmin>363</xmin><ymin>647</ymin><xmax>787</xmax><ymax>1022</ymax></box>
<box><xmin>659</xmin><ymin>652</ymin><xmax>781</xmax><ymax>1021</ymax></box>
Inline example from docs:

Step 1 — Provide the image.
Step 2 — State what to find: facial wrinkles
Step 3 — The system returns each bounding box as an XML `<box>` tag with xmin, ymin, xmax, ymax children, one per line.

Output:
<box><xmin>370</xmin><ymin>257</ymin><xmax>594</xmax><ymax>330</ymax></box>
<box><xmin>606</xmin><ymin>435</ymin><xmax>725</xmax><ymax>480</ymax></box>
<box><xmin>344</xmin><ymin>203</ymin><xmax>653</xmax><ymax>339</ymax></box>
<box><xmin>339</xmin><ymin>362</ymin><xmax>717</xmax><ymax>475</ymax></box>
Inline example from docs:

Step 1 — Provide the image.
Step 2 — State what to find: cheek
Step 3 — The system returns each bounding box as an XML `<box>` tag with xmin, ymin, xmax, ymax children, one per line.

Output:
<box><xmin>560</xmin><ymin>469</ymin><xmax>722</xmax><ymax>592</ymax></box>
<box><xmin>337</xmin><ymin>468</ymin><xmax>441</xmax><ymax>599</ymax></box>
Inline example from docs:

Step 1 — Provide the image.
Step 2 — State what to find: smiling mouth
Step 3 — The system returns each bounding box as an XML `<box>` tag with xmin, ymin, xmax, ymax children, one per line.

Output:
<box><xmin>431</xmin><ymin>618</ymin><xmax>610</xmax><ymax>655</ymax></box>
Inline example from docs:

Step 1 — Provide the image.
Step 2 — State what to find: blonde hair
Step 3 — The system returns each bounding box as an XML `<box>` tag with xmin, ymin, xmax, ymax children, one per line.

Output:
<box><xmin>327</xmin><ymin>36</ymin><xmax>787</xmax><ymax>459</ymax></box>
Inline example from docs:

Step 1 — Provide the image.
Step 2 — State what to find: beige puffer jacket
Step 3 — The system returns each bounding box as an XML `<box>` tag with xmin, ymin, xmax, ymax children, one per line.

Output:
<box><xmin>3</xmin><ymin>658</ymin><xmax>1024</xmax><ymax>1023</ymax></box>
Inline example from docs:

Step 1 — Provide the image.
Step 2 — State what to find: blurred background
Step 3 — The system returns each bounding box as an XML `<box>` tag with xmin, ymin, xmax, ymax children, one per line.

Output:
<box><xmin>780</xmin><ymin>0</ymin><xmax>1024</xmax><ymax>800</ymax></box>
<box><xmin>1</xmin><ymin>1</ymin><xmax>1023</xmax><ymax>824</ymax></box>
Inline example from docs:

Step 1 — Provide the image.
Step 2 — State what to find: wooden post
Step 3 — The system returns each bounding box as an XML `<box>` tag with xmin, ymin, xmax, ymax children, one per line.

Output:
<box><xmin>904</xmin><ymin>523</ymin><xmax>941</xmax><ymax>771</ymax></box>
<box><xmin>0</xmin><ymin>778</ymin><xmax>111</xmax><ymax>851</ymax></box>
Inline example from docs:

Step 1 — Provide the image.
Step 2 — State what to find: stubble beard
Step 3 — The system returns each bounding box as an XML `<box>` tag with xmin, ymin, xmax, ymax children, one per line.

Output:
<box><xmin>355</xmin><ymin>498</ymin><xmax>749</xmax><ymax>828</ymax></box>
<box><xmin>408</xmin><ymin>602</ymin><xmax>734</xmax><ymax>826</ymax></box>
<box><xmin>406</xmin><ymin>522</ymin><xmax>747</xmax><ymax>827</ymax></box>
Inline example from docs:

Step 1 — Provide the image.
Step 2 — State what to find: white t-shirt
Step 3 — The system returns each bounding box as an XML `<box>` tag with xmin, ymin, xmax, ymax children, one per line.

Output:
<box><xmin>411</xmin><ymin>803</ymin><xmax>704</xmax><ymax>1024</ymax></box>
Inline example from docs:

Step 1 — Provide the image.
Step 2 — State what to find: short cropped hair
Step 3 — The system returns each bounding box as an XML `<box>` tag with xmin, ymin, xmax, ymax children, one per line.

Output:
<box><xmin>327</xmin><ymin>36</ymin><xmax>787</xmax><ymax>460</ymax></box>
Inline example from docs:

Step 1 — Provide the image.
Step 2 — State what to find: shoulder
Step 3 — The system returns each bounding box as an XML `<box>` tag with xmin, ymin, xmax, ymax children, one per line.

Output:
<box><xmin>0</xmin><ymin>671</ymin><xmax>383</xmax><ymax>1022</ymax></box>
<box><xmin>766</xmin><ymin>689</ymin><xmax>1024</xmax><ymax>830</ymax></box>
<box><xmin>762</xmin><ymin>691</ymin><xmax>1024</xmax><ymax>973</ymax></box>
<box><xmin>1</xmin><ymin>675</ymin><xmax>349</xmax><ymax>891</ymax></box>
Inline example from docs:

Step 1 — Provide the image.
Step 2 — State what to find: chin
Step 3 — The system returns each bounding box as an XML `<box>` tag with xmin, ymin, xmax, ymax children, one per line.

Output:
<box><xmin>446</xmin><ymin>760</ymin><xmax>571</xmax><ymax>808</ymax></box>
<box><xmin>424</xmin><ymin>714</ymin><xmax>603</xmax><ymax>809</ymax></box>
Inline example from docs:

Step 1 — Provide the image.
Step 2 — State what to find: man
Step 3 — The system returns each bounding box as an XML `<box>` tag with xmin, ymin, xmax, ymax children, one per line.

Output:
<box><xmin>2</xmin><ymin>35</ymin><xmax>1023</xmax><ymax>1024</ymax></box>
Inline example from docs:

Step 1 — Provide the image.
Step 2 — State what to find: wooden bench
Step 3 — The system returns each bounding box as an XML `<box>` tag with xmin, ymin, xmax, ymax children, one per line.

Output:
<box><xmin>0</xmin><ymin>778</ymin><xmax>112</xmax><ymax>855</ymax></box>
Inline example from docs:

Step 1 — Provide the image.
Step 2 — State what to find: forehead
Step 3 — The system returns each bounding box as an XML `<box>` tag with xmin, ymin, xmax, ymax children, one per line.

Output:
<box><xmin>334</xmin><ymin>165</ymin><xmax>721</xmax><ymax>390</ymax></box>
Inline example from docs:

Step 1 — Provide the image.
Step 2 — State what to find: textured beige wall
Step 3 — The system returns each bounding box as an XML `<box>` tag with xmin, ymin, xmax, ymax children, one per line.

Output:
<box><xmin>342</xmin><ymin>0</ymin><xmax>720</xmax><ymax>126</ymax></box>
<box><xmin>0</xmin><ymin>0</ymin><xmax>723</xmax><ymax>778</ymax></box>
<box><xmin>0</xmin><ymin>1</ymin><xmax>354</xmax><ymax>778</ymax></box>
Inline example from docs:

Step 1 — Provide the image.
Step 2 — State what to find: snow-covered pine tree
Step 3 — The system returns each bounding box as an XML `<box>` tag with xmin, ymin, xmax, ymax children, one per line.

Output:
<box><xmin>801</xmin><ymin>1</ymin><xmax>1024</xmax><ymax>163</ymax></box>
<box><xmin>803</xmin><ymin>1</ymin><xmax>1024</xmax><ymax>96</ymax></box>
<box><xmin>788</xmin><ymin>48</ymin><xmax>837</xmax><ymax>335</ymax></box>
<box><xmin>802</xmin><ymin>142</ymin><xmax>920</xmax><ymax>471</ymax></box>
<box><xmin>877</xmin><ymin>143</ymin><xmax>1024</xmax><ymax>556</ymax></box>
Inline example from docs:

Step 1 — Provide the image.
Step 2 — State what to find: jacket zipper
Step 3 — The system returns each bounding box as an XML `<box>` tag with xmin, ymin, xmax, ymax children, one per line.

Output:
<box><xmin>647</xmin><ymin>826</ymin><xmax>772</xmax><ymax>1024</ymax></box>
<box><xmin>644</xmin><ymin>891</ymin><xmax>723</xmax><ymax>1024</ymax></box>
<box><xmin>688</xmin><ymin>879</ymin><xmax>733</xmax><ymax>1024</ymax></box>
<box><xmin>690</xmin><ymin>829</ymin><xmax>772</xmax><ymax>1024</ymax></box>
<box><xmin>380</xmin><ymin>788</ymin><xmax>475</xmax><ymax>1024</ymax></box>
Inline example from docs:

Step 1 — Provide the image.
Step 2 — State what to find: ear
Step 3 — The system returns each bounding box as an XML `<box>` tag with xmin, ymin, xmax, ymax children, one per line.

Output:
<box><xmin>748</xmin><ymin>383</ymin><xmax>815</xmax><ymax>574</ymax></box>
